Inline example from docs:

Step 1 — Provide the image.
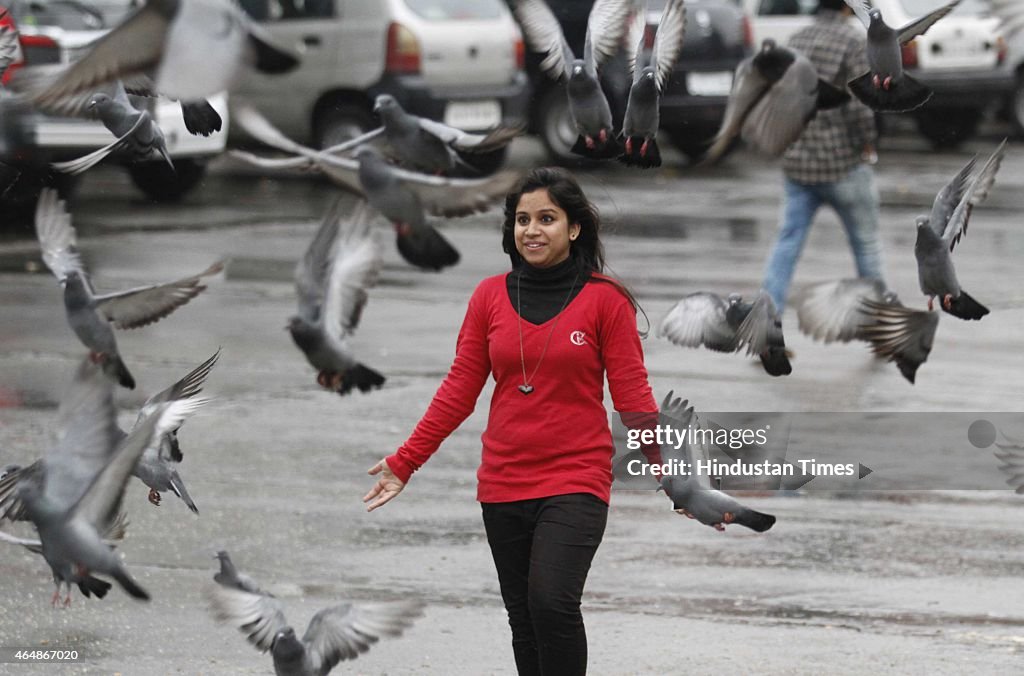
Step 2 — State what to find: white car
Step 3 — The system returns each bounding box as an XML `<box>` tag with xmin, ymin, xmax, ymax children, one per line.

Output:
<box><xmin>741</xmin><ymin>0</ymin><xmax>1013</xmax><ymax>146</ymax></box>
<box><xmin>231</xmin><ymin>0</ymin><xmax>530</xmax><ymax>170</ymax></box>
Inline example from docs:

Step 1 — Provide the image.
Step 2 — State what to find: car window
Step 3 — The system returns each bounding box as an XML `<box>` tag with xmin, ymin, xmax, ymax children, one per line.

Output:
<box><xmin>899</xmin><ymin>0</ymin><xmax>988</xmax><ymax>18</ymax></box>
<box><xmin>403</xmin><ymin>0</ymin><xmax>503</xmax><ymax>20</ymax></box>
<box><xmin>756</xmin><ymin>0</ymin><xmax>818</xmax><ymax>17</ymax></box>
<box><xmin>238</xmin><ymin>0</ymin><xmax>334</xmax><ymax>21</ymax></box>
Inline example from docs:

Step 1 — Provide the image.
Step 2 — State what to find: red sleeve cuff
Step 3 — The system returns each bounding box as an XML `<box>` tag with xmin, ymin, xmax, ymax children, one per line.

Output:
<box><xmin>385</xmin><ymin>452</ymin><xmax>415</xmax><ymax>484</ymax></box>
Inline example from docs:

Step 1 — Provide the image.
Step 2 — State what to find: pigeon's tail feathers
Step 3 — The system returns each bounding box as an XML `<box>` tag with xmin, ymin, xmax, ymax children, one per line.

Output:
<box><xmin>816</xmin><ymin>79</ymin><xmax>851</xmax><ymax>110</ymax></box>
<box><xmin>617</xmin><ymin>136</ymin><xmax>661</xmax><ymax>168</ymax></box>
<box><xmin>945</xmin><ymin>290</ymin><xmax>989</xmax><ymax>320</ymax></box>
<box><xmin>759</xmin><ymin>347</ymin><xmax>792</xmax><ymax>377</ymax></box>
<box><xmin>157</xmin><ymin>146</ymin><xmax>175</xmax><ymax>173</ymax></box>
<box><xmin>112</xmin><ymin>569</ymin><xmax>149</xmax><ymax>600</ymax></box>
<box><xmin>737</xmin><ymin>508</ymin><xmax>776</xmax><ymax>532</ymax></box>
<box><xmin>394</xmin><ymin>225</ymin><xmax>461</xmax><ymax>271</ymax></box>
<box><xmin>104</xmin><ymin>355</ymin><xmax>136</xmax><ymax>390</ymax></box>
<box><xmin>570</xmin><ymin>134</ymin><xmax>623</xmax><ymax>160</ymax></box>
<box><xmin>848</xmin><ymin>72</ymin><xmax>932</xmax><ymax>112</ymax></box>
<box><xmin>336</xmin><ymin>363</ymin><xmax>386</xmax><ymax>396</ymax></box>
<box><xmin>247</xmin><ymin>31</ymin><xmax>300</xmax><ymax>74</ymax></box>
<box><xmin>77</xmin><ymin>575</ymin><xmax>112</xmax><ymax>599</ymax></box>
<box><xmin>894</xmin><ymin>355</ymin><xmax>923</xmax><ymax>384</ymax></box>
<box><xmin>168</xmin><ymin>471</ymin><xmax>199</xmax><ymax>515</ymax></box>
<box><xmin>181</xmin><ymin>100</ymin><xmax>223</xmax><ymax>137</ymax></box>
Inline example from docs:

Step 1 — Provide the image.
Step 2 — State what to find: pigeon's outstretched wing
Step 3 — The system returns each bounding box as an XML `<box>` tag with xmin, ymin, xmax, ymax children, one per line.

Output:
<box><xmin>792</xmin><ymin>278</ymin><xmax>889</xmax><ymax>343</ymax></box>
<box><xmin>703</xmin><ymin>55</ymin><xmax>772</xmax><ymax>163</ymax></box>
<box><xmin>583</xmin><ymin>0</ymin><xmax>633</xmax><ymax>73</ymax></box>
<box><xmin>321</xmin><ymin>199</ymin><xmax>381</xmax><ymax>341</ymax></box>
<box><xmin>303</xmin><ymin>600</ymin><xmax>426</xmax><ymax>674</ymax></box>
<box><xmin>897</xmin><ymin>0</ymin><xmax>961</xmax><ymax>44</ymax></box>
<box><xmin>842</xmin><ymin>0</ymin><xmax>872</xmax><ymax>28</ymax></box>
<box><xmin>93</xmin><ymin>261</ymin><xmax>224</xmax><ymax>329</ymax></box>
<box><xmin>740</xmin><ymin>52</ymin><xmax>819</xmax><ymax>156</ymax></box>
<box><xmin>34</xmin><ymin>188</ymin><xmax>85</xmax><ymax>281</ymax></box>
<box><xmin>416</xmin><ymin>117</ymin><xmax>525</xmax><ymax>154</ymax></box>
<box><xmin>942</xmin><ymin>138</ymin><xmax>1006</xmax><ymax>252</ymax></box>
<box><xmin>209</xmin><ymin>568</ymin><xmax>290</xmax><ymax>652</ymax></box>
<box><xmin>858</xmin><ymin>298</ymin><xmax>939</xmax><ymax>384</ymax></box>
<box><xmin>927</xmin><ymin>155</ymin><xmax>976</xmax><ymax>237</ymax></box>
<box><xmin>734</xmin><ymin>291</ymin><xmax>775</xmax><ymax>357</ymax></box>
<box><xmin>648</xmin><ymin>0</ymin><xmax>687</xmax><ymax>92</ymax></box>
<box><xmin>657</xmin><ymin>292</ymin><xmax>737</xmax><ymax>352</ymax></box>
<box><xmin>295</xmin><ymin>197</ymin><xmax>345</xmax><ymax>323</ymax></box>
<box><xmin>512</xmin><ymin>0</ymin><xmax>575</xmax><ymax>80</ymax></box>
<box><xmin>993</xmin><ymin>441</ymin><xmax>1024</xmax><ymax>494</ymax></box>
<box><xmin>50</xmin><ymin>113</ymin><xmax>149</xmax><ymax>175</ymax></box>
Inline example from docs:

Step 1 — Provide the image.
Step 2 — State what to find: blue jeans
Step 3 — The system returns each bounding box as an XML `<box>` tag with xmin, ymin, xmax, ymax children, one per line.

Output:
<box><xmin>762</xmin><ymin>164</ymin><xmax>884</xmax><ymax>312</ymax></box>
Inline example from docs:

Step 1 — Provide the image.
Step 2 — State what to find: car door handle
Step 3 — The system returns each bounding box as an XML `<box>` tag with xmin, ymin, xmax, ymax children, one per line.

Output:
<box><xmin>302</xmin><ymin>35</ymin><xmax>321</xmax><ymax>47</ymax></box>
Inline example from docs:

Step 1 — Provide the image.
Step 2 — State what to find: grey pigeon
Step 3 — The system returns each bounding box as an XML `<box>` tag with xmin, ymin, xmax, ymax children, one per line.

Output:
<box><xmin>792</xmin><ymin>278</ymin><xmax>939</xmax><ymax>383</ymax></box>
<box><xmin>127</xmin><ymin>348</ymin><xmax>220</xmax><ymax>512</ymax></box>
<box><xmin>51</xmin><ymin>81</ymin><xmax>174</xmax><ymax>175</ymax></box>
<box><xmin>289</xmin><ymin>198</ymin><xmax>385</xmax><ymax>395</ymax></box>
<box><xmin>512</xmin><ymin>0</ymin><xmax>632</xmax><ymax>159</ymax></box>
<box><xmin>35</xmin><ymin>189</ymin><xmax>223</xmax><ymax>388</ymax></box>
<box><xmin>208</xmin><ymin>551</ymin><xmax>425</xmax><ymax>676</ymax></box>
<box><xmin>28</xmin><ymin>0</ymin><xmax>298</xmax><ymax>107</ymax></box>
<box><xmin>618</xmin><ymin>0</ymin><xmax>686</xmax><ymax>168</ymax></box>
<box><xmin>658</xmin><ymin>391</ymin><xmax>776</xmax><ymax>532</ymax></box>
<box><xmin>231</xmin><ymin>105</ymin><xmax>522</xmax><ymax>270</ymax></box>
<box><xmin>844</xmin><ymin>0</ymin><xmax>960</xmax><ymax>112</ymax></box>
<box><xmin>0</xmin><ymin>358</ymin><xmax>206</xmax><ymax>604</ymax></box>
<box><xmin>703</xmin><ymin>39</ymin><xmax>850</xmax><ymax>164</ymax></box>
<box><xmin>915</xmin><ymin>139</ymin><xmax>1005</xmax><ymax>320</ymax></box>
<box><xmin>658</xmin><ymin>290</ymin><xmax>792</xmax><ymax>376</ymax></box>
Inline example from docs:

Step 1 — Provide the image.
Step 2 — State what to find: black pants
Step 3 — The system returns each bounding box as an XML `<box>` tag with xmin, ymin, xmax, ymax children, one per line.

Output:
<box><xmin>481</xmin><ymin>492</ymin><xmax>609</xmax><ymax>676</ymax></box>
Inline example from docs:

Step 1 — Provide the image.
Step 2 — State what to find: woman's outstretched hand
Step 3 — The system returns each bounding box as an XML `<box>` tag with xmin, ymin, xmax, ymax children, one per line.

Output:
<box><xmin>364</xmin><ymin>459</ymin><xmax>406</xmax><ymax>512</ymax></box>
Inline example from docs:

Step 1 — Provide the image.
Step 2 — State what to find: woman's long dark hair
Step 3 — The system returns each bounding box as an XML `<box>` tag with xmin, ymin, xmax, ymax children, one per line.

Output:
<box><xmin>501</xmin><ymin>167</ymin><xmax>647</xmax><ymax>328</ymax></box>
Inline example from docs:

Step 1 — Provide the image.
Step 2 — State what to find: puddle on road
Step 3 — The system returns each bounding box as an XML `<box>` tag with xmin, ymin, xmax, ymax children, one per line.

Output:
<box><xmin>609</xmin><ymin>214</ymin><xmax>760</xmax><ymax>241</ymax></box>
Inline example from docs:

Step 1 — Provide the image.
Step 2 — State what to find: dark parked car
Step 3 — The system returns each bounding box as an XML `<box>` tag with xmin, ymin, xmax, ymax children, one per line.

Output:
<box><xmin>511</xmin><ymin>0</ymin><xmax>752</xmax><ymax>163</ymax></box>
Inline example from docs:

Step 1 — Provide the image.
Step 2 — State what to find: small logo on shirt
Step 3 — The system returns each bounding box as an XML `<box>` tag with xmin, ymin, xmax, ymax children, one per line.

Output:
<box><xmin>570</xmin><ymin>330</ymin><xmax>588</xmax><ymax>346</ymax></box>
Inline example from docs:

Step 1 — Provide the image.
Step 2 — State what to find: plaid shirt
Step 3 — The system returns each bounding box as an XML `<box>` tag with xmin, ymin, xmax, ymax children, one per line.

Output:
<box><xmin>782</xmin><ymin>10</ymin><xmax>878</xmax><ymax>184</ymax></box>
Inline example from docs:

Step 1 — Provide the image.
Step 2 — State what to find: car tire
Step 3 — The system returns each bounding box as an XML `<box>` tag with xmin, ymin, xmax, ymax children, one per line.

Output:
<box><xmin>128</xmin><ymin>158</ymin><xmax>207</xmax><ymax>203</ymax></box>
<box><xmin>914</xmin><ymin>108</ymin><xmax>981</xmax><ymax>149</ymax></box>
<box><xmin>313</xmin><ymin>102</ymin><xmax>374</xmax><ymax>150</ymax></box>
<box><xmin>536</xmin><ymin>86</ymin><xmax>583</xmax><ymax>165</ymax></box>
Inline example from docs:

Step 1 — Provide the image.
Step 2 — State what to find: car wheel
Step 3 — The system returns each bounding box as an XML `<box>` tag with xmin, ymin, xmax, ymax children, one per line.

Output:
<box><xmin>313</xmin><ymin>102</ymin><xmax>374</xmax><ymax>150</ymax></box>
<box><xmin>128</xmin><ymin>158</ymin><xmax>207</xmax><ymax>203</ymax></box>
<box><xmin>536</xmin><ymin>86</ymin><xmax>582</xmax><ymax>165</ymax></box>
<box><xmin>914</xmin><ymin>108</ymin><xmax>981</xmax><ymax>149</ymax></box>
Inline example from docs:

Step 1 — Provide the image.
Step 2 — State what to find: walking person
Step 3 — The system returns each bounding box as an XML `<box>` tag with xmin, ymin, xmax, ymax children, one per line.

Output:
<box><xmin>762</xmin><ymin>0</ymin><xmax>886</xmax><ymax>312</ymax></box>
<box><xmin>363</xmin><ymin>167</ymin><xmax>663</xmax><ymax>675</ymax></box>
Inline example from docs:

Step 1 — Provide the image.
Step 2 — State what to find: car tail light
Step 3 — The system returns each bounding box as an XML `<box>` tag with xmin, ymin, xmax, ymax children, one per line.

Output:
<box><xmin>385</xmin><ymin>22</ymin><xmax>420</xmax><ymax>74</ymax></box>
<box><xmin>514</xmin><ymin>36</ymin><xmax>525</xmax><ymax>70</ymax></box>
<box><xmin>995</xmin><ymin>35</ymin><xmax>1007</xmax><ymax>65</ymax></box>
<box><xmin>901</xmin><ymin>40</ymin><xmax>918</xmax><ymax>69</ymax></box>
<box><xmin>741</xmin><ymin>15</ymin><xmax>754</xmax><ymax>49</ymax></box>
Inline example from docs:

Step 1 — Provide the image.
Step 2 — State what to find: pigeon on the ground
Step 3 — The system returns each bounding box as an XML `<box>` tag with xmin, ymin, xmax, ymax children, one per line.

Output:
<box><xmin>231</xmin><ymin>105</ymin><xmax>521</xmax><ymax>271</ymax></box>
<box><xmin>658</xmin><ymin>291</ymin><xmax>792</xmax><ymax>376</ymax></box>
<box><xmin>27</xmin><ymin>0</ymin><xmax>298</xmax><ymax>106</ymax></box>
<box><xmin>792</xmin><ymin>278</ymin><xmax>939</xmax><ymax>383</ymax></box>
<box><xmin>658</xmin><ymin>391</ymin><xmax>776</xmax><ymax>532</ymax></box>
<box><xmin>51</xmin><ymin>81</ymin><xmax>174</xmax><ymax>175</ymax></box>
<box><xmin>289</xmin><ymin>198</ymin><xmax>385</xmax><ymax>395</ymax></box>
<box><xmin>618</xmin><ymin>0</ymin><xmax>686</xmax><ymax>168</ymax></box>
<box><xmin>35</xmin><ymin>189</ymin><xmax>223</xmax><ymax>388</ymax></box>
<box><xmin>0</xmin><ymin>358</ymin><xmax>206</xmax><ymax>604</ymax></box>
<box><xmin>323</xmin><ymin>94</ymin><xmax>523</xmax><ymax>175</ymax></box>
<box><xmin>843</xmin><ymin>0</ymin><xmax>960</xmax><ymax>112</ymax></box>
<box><xmin>512</xmin><ymin>0</ymin><xmax>632</xmax><ymax>159</ymax></box>
<box><xmin>703</xmin><ymin>39</ymin><xmax>850</xmax><ymax>164</ymax></box>
<box><xmin>915</xmin><ymin>139</ymin><xmax>1005</xmax><ymax>320</ymax></box>
<box><xmin>127</xmin><ymin>348</ymin><xmax>220</xmax><ymax>512</ymax></box>
<box><xmin>207</xmin><ymin>551</ymin><xmax>425</xmax><ymax>676</ymax></box>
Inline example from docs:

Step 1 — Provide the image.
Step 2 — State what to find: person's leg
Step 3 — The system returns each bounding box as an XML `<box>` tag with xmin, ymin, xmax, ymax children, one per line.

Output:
<box><xmin>526</xmin><ymin>493</ymin><xmax>609</xmax><ymax>676</ymax></box>
<box><xmin>827</xmin><ymin>164</ymin><xmax>885</xmax><ymax>282</ymax></box>
<box><xmin>762</xmin><ymin>176</ymin><xmax>822</xmax><ymax>312</ymax></box>
<box><xmin>482</xmin><ymin>500</ymin><xmax>542</xmax><ymax>676</ymax></box>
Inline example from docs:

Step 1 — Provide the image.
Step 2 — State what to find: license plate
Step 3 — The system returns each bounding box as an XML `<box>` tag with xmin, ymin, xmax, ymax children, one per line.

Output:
<box><xmin>444</xmin><ymin>100</ymin><xmax>501</xmax><ymax>130</ymax></box>
<box><xmin>687</xmin><ymin>71</ymin><xmax>733</xmax><ymax>97</ymax></box>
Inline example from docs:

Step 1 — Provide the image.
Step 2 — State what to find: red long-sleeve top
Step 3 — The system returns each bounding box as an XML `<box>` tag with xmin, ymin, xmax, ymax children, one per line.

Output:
<box><xmin>386</xmin><ymin>272</ymin><xmax>661</xmax><ymax>504</ymax></box>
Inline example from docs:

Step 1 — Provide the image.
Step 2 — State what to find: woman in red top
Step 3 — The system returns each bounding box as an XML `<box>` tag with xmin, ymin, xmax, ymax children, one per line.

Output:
<box><xmin>363</xmin><ymin>167</ymin><xmax>660</xmax><ymax>676</ymax></box>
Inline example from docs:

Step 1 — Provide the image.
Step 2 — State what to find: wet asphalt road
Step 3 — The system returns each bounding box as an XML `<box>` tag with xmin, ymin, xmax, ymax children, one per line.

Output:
<box><xmin>0</xmin><ymin>127</ymin><xmax>1023</xmax><ymax>674</ymax></box>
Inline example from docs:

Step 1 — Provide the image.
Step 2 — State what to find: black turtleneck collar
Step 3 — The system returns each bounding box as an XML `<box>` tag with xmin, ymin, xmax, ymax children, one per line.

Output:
<box><xmin>507</xmin><ymin>257</ymin><xmax>591</xmax><ymax>324</ymax></box>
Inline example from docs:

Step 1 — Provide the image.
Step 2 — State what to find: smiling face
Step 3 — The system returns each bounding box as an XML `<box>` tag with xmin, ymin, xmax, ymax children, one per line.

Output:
<box><xmin>514</xmin><ymin>189</ymin><xmax>580</xmax><ymax>268</ymax></box>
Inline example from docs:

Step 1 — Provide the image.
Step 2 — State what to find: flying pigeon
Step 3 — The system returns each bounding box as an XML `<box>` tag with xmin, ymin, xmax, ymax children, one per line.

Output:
<box><xmin>658</xmin><ymin>391</ymin><xmax>776</xmax><ymax>532</ymax></box>
<box><xmin>26</xmin><ymin>0</ymin><xmax>298</xmax><ymax>107</ymax></box>
<box><xmin>208</xmin><ymin>551</ymin><xmax>425</xmax><ymax>676</ymax></box>
<box><xmin>50</xmin><ymin>81</ymin><xmax>174</xmax><ymax>175</ymax></box>
<box><xmin>512</xmin><ymin>0</ymin><xmax>633</xmax><ymax>159</ymax></box>
<box><xmin>703</xmin><ymin>39</ymin><xmax>850</xmax><ymax>164</ymax></box>
<box><xmin>843</xmin><ymin>0</ymin><xmax>961</xmax><ymax>112</ymax></box>
<box><xmin>231</xmin><ymin>105</ymin><xmax>522</xmax><ymax>271</ymax></box>
<box><xmin>658</xmin><ymin>290</ymin><xmax>792</xmax><ymax>376</ymax></box>
<box><xmin>34</xmin><ymin>188</ymin><xmax>223</xmax><ymax>388</ymax></box>
<box><xmin>792</xmin><ymin>278</ymin><xmax>939</xmax><ymax>383</ymax></box>
<box><xmin>0</xmin><ymin>358</ymin><xmax>207</xmax><ymax>605</ymax></box>
<box><xmin>289</xmin><ymin>198</ymin><xmax>385</xmax><ymax>395</ymax></box>
<box><xmin>127</xmin><ymin>348</ymin><xmax>220</xmax><ymax>512</ymax></box>
<box><xmin>618</xmin><ymin>0</ymin><xmax>686</xmax><ymax>168</ymax></box>
<box><xmin>915</xmin><ymin>139</ymin><xmax>1005</xmax><ymax>320</ymax></box>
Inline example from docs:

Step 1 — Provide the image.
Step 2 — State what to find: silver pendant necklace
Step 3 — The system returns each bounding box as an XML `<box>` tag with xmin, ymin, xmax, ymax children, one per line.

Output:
<box><xmin>516</xmin><ymin>269</ymin><xmax>580</xmax><ymax>395</ymax></box>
